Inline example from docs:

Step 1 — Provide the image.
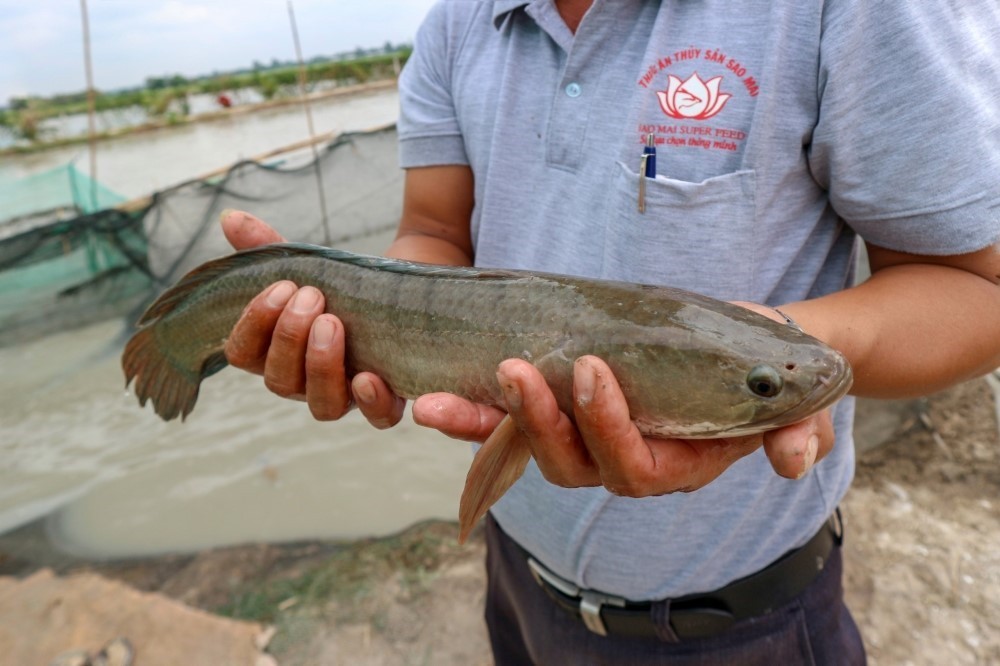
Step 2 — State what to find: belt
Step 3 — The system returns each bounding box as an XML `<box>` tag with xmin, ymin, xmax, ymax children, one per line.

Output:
<box><xmin>527</xmin><ymin>510</ymin><xmax>842</xmax><ymax>641</ymax></box>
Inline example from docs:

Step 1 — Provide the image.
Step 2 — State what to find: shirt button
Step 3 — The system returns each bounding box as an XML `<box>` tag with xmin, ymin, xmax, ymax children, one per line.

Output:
<box><xmin>565</xmin><ymin>82</ymin><xmax>582</xmax><ymax>98</ymax></box>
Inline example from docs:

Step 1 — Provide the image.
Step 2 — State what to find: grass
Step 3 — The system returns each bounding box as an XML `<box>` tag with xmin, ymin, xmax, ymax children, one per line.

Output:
<box><xmin>214</xmin><ymin>521</ymin><xmax>468</xmax><ymax>662</ymax></box>
<box><xmin>1</xmin><ymin>49</ymin><xmax>410</xmax><ymax>157</ymax></box>
<box><xmin>216</xmin><ymin>520</ymin><xmax>460</xmax><ymax>625</ymax></box>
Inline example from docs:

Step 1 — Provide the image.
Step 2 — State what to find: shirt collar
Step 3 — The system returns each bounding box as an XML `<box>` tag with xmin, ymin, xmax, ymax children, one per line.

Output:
<box><xmin>492</xmin><ymin>0</ymin><xmax>531</xmax><ymax>29</ymax></box>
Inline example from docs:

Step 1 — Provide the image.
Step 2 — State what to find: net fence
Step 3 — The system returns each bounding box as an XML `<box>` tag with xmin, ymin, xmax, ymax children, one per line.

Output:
<box><xmin>0</xmin><ymin>162</ymin><xmax>126</xmax><ymax>236</ymax></box>
<box><xmin>0</xmin><ymin>124</ymin><xmax>403</xmax><ymax>346</ymax></box>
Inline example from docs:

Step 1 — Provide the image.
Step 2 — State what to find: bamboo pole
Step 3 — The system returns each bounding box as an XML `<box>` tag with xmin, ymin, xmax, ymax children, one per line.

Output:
<box><xmin>79</xmin><ymin>0</ymin><xmax>99</xmax><ymax>211</ymax></box>
<box><xmin>287</xmin><ymin>0</ymin><xmax>332</xmax><ymax>245</ymax></box>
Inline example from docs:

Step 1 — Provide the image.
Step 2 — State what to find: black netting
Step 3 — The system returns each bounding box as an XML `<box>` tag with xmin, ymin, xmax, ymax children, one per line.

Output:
<box><xmin>0</xmin><ymin>124</ymin><xmax>403</xmax><ymax>346</ymax></box>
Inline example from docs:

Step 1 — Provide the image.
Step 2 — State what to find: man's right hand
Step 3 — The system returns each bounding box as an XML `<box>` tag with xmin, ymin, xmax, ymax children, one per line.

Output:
<box><xmin>219</xmin><ymin>209</ymin><xmax>406</xmax><ymax>428</ymax></box>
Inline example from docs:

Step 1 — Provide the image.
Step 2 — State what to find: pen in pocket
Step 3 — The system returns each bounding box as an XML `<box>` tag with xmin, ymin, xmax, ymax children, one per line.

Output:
<box><xmin>638</xmin><ymin>133</ymin><xmax>656</xmax><ymax>213</ymax></box>
<box><xmin>644</xmin><ymin>133</ymin><xmax>657</xmax><ymax>178</ymax></box>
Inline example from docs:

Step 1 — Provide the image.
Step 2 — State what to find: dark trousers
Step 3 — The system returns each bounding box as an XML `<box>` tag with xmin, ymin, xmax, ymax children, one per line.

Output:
<box><xmin>484</xmin><ymin>516</ymin><xmax>866</xmax><ymax>665</ymax></box>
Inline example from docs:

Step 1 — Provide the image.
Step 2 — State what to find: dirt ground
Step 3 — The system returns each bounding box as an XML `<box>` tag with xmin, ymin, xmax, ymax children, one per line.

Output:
<box><xmin>1</xmin><ymin>375</ymin><xmax>997</xmax><ymax>665</ymax></box>
<box><xmin>843</xmin><ymin>376</ymin><xmax>1000</xmax><ymax>665</ymax></box>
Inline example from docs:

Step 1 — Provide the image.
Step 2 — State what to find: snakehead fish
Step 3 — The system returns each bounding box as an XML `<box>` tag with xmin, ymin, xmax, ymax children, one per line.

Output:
<box><xmin>122</xmin><ymin>243</ymin><xmax>853</xmax><ymax>541</ymax></box>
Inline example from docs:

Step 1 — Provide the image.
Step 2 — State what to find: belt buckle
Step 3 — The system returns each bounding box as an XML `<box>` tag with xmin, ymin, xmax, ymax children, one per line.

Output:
<box><xmin>579</xmin><ymin>590</ymin><xmax>627</xmax><ymax>636</ymax></box>
<box><xmin>528</xmin><ymin>558</ymin><xmax>626</xmax><ymax>636</ymax></box>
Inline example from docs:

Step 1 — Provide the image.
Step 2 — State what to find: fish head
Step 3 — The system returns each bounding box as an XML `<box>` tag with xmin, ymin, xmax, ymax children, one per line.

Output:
<box><xmin>611</xmin><ymin>304</ymin><xmax>853</xmax><ymax>439</ymax></box>
<box><xmin>712</xmin><ymin>336</ymin><xmax>853</xmax><ymax>436</ymax></box>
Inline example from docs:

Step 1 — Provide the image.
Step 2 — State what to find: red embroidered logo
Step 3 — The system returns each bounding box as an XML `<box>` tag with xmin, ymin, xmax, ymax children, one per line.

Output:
<box><xmin>637</xmin><ymin>48</ymin><xmax>757</xmax><ymax>152</ymax></box>
<box><xmin>657</xmin><ymin>72</ymin><xmax>732</xmax><ymax>121</ymax></box>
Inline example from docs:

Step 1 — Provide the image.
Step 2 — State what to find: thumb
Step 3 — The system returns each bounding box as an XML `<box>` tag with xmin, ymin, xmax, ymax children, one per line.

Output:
<box><xmin>221</xmin><ymin>209</ymin><xmax>286</xmax><ymax>250</ymax></box>
<box><xmin>762</xmin><ymin>410</ymin><xmax>834</xmax><ymax>480</ymax></box>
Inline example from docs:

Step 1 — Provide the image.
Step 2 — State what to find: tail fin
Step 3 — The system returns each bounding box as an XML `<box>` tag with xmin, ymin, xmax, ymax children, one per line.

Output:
<box><xmin>122</xmin><ymin>325</ymin><xmax>225</xmax><ymax>421</ymax></box>
<box><xmin>457</xmin><ymin>416</ymin><xmax>532</xmax><ymax>543</ymax></box>
<box><xmin>122</xmin><ymin>245</ymin><xmax>295</xmax><ymax>421</ymax></box>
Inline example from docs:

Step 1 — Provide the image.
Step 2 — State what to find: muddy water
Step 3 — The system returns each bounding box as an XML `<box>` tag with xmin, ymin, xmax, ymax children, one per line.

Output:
<box><xmin>0</xmin><ymin>87</ymin><xmax>475</xmax><ymax>558</ymax></box>
<box><xmin>0</xmin><ymin>85</ymin><xmax>401</xmax><ymax>199</ymax></box>
<box><xmin>0</xmin><ymin>318</ymin><xmax>471</xmax><ymax>559</ymax></box>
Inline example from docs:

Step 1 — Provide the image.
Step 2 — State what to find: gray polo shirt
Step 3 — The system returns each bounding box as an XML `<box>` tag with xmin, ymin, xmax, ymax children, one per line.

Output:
<box><xmin>398</xmin><ymin>0</ymin><xmax>1000</xmax><ymax>599</ymax></box>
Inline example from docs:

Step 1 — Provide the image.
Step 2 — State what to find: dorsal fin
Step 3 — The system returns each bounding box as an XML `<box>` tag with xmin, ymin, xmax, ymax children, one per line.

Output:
<box><xmin>138</xmin><ymin>243</ymin><xmax>525</xmax><ymax>326</ymax></box>
<box><xmin>136</xmin><ymin>244</ymin><xmax>316</xmax><ymax>325</ymax></box>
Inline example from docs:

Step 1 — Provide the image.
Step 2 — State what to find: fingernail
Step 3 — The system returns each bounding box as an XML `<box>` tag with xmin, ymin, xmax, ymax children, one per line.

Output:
<box><xmin>800</xmin><ymin>434</ymin><xmax>819</xmax><ymax>478</ymax></box>
<box><xmin>266</xmin><ymin>282</ymin><xmax>296</xmax><ymax>307</ymax></box>
<box><xmin>290</xmin><ymin>287</ymin><xmax>321</xmax><ymax>314</ymax></box>
<box><xmin>575</xmin><ymin>358</ymin><xmax>596</xmax><ymax>406</ymax></box>
<box><xmin>412</xmin><ymin>396</ymin><xmax>445</xmax><ymax>428</ymax></box>
<box><xmin>219</xmin><ymin>208</ymin><xmax>240</xmax><ymax>224</ymax></box>
<box><xmin>354</xmin><ymin>376</ymin><xmax>376</xmax><ymax>406</ymax></box>
<box><xmin>311</xmin><ymin>317</ymin><xmax>335</xmax><ymax>350</ymax></box>
<box><xmin>498</xmin><ymin>371</ymin><xmax>522</xmax><ymax>411</ymax></box>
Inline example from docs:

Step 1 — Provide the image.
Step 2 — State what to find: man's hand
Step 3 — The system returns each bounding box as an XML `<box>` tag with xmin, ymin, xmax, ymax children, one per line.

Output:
<box><xmin>413</xmin><ymin>356</ymin><xmax>833</xmax><ymax>497</ymax></box>
<box><xmin>219</xmin><ymin>210</ymin><xmax>405</xmax><ymax>427</ymax></box>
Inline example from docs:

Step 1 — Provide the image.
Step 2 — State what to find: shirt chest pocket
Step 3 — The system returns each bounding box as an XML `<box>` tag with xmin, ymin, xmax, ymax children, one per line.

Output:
<box><xmin>602</xmin><ymin>161</ymin><xmax>758</xmax><ymax>301</ymax></box>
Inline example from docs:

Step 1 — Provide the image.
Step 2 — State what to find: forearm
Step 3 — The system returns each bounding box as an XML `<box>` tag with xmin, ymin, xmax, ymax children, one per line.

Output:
<box><xmin>784</xmin><ymin>261</ymin><xmax>1000</xmax><ymax>399</ymax></box>
<box><xmin>387</xmin><ymin>165</ymin><xmax>476</xmax><ymax>266</ymax></box>
<box><xmin>386</xmin><ymin>229</ymin><xmax>473</xmax><ymax>265</ymax></box>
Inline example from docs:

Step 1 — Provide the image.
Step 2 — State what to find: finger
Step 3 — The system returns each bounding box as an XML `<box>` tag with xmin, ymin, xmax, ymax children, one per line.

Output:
<box><xmin>262</xmin><ymin>286</ymin><xmax>325</xmax><ymax>400</ymax></box>
<box><xmin>497</xmin><ymin>359</ymin><xmax>598</xmax><ymax>487</ymax></box>
<box><xmin>762</xmin><ymin>409</ymin><xmax>835</xmax><ymax>480</ymax></box>
<box><xmin>351</xmin><ymin>372</ymin><xmax>406</xmax><ymax>429</ymax></box>
<box><xmin>411</xmin><ymin>393</ymin><xmax>506</xmax><ymax>442</ymax></box>
<box><xmin>225</xmin><ymin>281</ymin><xmax>297</xmax><ymax>375</ymax></box>
<box><xmin>303</xmin><ymin>315</ymin><xmax>353</xmax><ymax>420</ymax></box>
<box><xmin>572</xmin><ymin>355</ymin><xmax>662</xmax><ymax>495</ymax></box>
<box><xmin>220</xmin><ymin>209</ymin><xmax>286</xmax><ymax>250</ymax></box>
<box><xmin>573</xmin><ymin>356</ymin><xmax>762</xmax><ymax>496</ymax></box>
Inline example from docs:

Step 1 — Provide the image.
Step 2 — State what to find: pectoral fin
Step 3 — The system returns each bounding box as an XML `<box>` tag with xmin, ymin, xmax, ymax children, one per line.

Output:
<box><xmin>457</xmin><ymin>415</ymin><xmax>531</xmax><ymax>544</ymax></box>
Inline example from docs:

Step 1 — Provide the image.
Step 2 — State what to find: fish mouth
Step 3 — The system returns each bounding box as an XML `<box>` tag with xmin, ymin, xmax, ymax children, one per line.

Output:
<box><xmin>810</xmin><ymin>355</ymin><xmax>854</xmax><ymax>406</ymax></box>
<box><xmin>768</xmin><ymin>353</ymin><xmax>854</xmax><ymax>428</ymax></box>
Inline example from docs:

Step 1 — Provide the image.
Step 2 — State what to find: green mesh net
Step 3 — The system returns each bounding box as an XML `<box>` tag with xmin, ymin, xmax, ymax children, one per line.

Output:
<box><xmin>0</xmin><ymin>125</ymin><xmax>402</xmax><ymax>346</ymax></box>
<box><xmin>0</xmin><ymin>162</ymin><xmax>126</xmax><ymax>222</ymax></box>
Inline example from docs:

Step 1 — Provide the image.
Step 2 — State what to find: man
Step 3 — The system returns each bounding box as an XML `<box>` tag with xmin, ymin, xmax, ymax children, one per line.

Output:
<box><xmin>221</xmin><ymin>1</ymin><xmax>1000</xmax><ymax>662</ymax></box>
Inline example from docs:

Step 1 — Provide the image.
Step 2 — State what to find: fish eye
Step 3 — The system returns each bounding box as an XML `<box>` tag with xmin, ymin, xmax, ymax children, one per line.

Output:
<box><xmin>746</xmin><ymin>365</ymin><xmax>784</xmax><ymax>398</ymax></box>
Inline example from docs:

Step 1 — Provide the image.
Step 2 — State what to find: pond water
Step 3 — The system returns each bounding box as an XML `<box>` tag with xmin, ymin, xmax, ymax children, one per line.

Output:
<box><xmin>0</xmin><ymin>87</ymin><xmax>475</xmax><ymax>558</ymax></box>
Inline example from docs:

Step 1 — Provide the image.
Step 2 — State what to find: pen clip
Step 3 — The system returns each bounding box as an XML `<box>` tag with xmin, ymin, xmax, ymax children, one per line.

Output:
<box><xmin>638</xmin><ymin>154</ymin><xmax>649</xmax><ymax>214</ymax></box>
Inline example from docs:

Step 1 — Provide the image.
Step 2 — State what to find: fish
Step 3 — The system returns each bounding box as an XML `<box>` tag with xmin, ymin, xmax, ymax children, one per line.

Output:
<box><xmin>122</xmin><ymin>243</ymin><xmax>853</xmax><ymax>542</ymax></box>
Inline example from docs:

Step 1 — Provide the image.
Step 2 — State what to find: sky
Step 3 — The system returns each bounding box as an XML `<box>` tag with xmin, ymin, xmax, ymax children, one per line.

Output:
<box><xmin>0</xmin><ymin>0</ymin><xmax>439</xmax><ymax>103</ymax></box>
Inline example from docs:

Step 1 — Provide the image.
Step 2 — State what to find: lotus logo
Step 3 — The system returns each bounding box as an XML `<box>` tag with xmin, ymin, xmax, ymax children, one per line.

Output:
<box><xmin>657</xmin><ymin>72</ymin><xmax>732</xmax><ymax>120</ymax></box>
